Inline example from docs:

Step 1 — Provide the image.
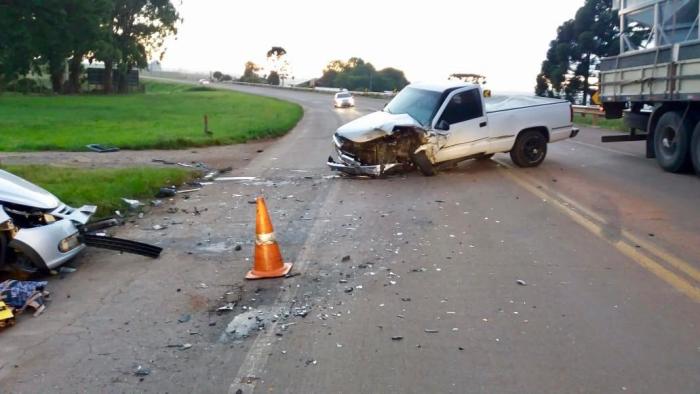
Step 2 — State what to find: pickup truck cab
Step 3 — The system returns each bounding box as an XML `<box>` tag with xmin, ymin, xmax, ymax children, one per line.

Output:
<box><xmin>327</xmin><ymin>81</ymin><xmax>578</xmax><ymax>176</ymax></box>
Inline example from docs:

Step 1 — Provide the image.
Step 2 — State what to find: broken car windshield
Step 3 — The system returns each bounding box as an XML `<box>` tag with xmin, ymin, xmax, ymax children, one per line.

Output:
<box><xmin>384</xmin><ymin>87</ymin><xmax>442</xmax><ymax>127</ymax></box>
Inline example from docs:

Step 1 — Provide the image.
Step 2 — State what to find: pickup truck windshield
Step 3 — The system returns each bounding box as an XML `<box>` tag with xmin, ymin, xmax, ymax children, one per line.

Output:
<box><xmin>384</xmin><ymin>87</ymin><xmax>442</xmax><ymax>127</ymax></box>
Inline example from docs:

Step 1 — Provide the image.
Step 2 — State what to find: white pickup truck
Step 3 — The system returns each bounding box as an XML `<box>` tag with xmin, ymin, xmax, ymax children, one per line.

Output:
<box><xmin>327</xmin><ymin>81</ymin><xmax>579</xmax><ymax>176</ymax></box>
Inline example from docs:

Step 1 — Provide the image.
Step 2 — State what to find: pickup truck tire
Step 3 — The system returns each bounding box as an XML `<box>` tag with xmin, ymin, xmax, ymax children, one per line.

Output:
<box><xmin>653</xmin><ymin>111</ymin><xmax>693</xmax><ymax>173</ymax></box>
<box><xmin>510</xmin><ymin>130</ymin><xmax>547</xmax><ymax>167</ymax></box>
<box><xmin>691</xmin><ymin>121</ymin><xmax>700</xmax><ymax>175</ymax></box>
<box><xmin>412</xmin><ymin>151</ymin><xmax>437</xmax><ymax>176</ymax></box>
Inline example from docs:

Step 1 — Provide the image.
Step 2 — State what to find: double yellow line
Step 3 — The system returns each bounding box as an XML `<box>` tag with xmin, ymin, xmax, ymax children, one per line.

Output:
<box><xmin>496</xmin><ymin>161</ymin><xmax>700</xmax><ymax>303</ymax></box>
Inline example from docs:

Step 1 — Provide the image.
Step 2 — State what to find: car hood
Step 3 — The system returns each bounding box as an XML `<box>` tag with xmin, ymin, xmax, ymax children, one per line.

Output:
<box><xmin>336</xmin><ymin>111</ymin><xmax>423</xmax><ymax>143</ymax></box>
<box><xmin>0</xmin><ymin>169</ymin><xmax>60</xmax><ymax>210</ymax></box>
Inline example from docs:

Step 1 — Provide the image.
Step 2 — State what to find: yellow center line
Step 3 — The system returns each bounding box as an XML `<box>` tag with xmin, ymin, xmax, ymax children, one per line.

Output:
<box><xmin>495</xmin><ymin>161</ymin><xmax>700</xmax><ymax>303</ymax></box>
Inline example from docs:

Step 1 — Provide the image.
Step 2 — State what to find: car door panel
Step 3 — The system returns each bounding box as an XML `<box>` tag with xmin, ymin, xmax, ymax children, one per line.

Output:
<box><xmin>431</xmin><ymin>88</ymin><xmax>490</xmax><ymax>163</ymax></box>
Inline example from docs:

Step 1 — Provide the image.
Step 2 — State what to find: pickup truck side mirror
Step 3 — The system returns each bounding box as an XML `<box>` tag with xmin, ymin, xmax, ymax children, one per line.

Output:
<box><xmin>435</xmin><ymin>119</ymin><xmax>450</xmax><ymax>131</ymax></box>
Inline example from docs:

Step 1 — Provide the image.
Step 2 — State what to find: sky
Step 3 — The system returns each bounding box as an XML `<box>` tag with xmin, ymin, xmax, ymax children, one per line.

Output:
<box><xmin>160</xmin><ymin>0</ymin><xmax>586</xmax><ymax>93</ymax></box>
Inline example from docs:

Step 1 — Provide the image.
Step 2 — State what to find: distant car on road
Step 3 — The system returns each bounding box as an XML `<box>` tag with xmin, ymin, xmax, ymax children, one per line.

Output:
<box><xmin>198</xmin><ymin>79</ymin><xmax>211</xmax><ymax>85</ymax></box>
<box><xmin>334</xmin><ymin>91</ymin><xmax>355</xmax><ymax>108</ymax></box>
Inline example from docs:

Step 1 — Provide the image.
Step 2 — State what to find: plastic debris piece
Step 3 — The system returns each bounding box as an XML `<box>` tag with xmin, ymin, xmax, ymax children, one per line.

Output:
<box><xmin>156</xmin><ymin>188</ymin><xmax>176</xmax><ymax>198</ymax></box>
<box><xmin>516</xmin><ymin>279</ymin><xmax>527</xmax><ymax>286</ymax></box>
<box><xmin>86</xmin><ymin>144</ymin><xmax>119</xmax><ymax>153</ymax></box>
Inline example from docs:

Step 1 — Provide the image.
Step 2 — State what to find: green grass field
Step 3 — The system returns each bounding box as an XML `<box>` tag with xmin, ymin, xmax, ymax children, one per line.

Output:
<box><xmin>574</xmin><ymin>114</ymin><xmax>626</xmax><ymax>132</ymax></box>
<box><xmin>0</xmin><ymin>81</ymin><xmax>302</xmax><ymax>151</ymax></box>
<box><xmin>1</xmin><ymin>165</ymin><xmax>196</xmax><ymax>217</ymax></box>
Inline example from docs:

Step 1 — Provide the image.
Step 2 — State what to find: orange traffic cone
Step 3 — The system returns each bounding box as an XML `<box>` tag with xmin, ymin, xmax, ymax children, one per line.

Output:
<box><xmin>246</xmin><ymin>196</ymin><xmax>293</xmax><ymax>279</ymax></box>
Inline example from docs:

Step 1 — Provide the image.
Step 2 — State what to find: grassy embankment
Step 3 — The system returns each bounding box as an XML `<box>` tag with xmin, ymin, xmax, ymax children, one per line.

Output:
<box><xmin>0</xmin><ymin>80</ymin><xmax>303</xmax><ymax>151</ymax></box>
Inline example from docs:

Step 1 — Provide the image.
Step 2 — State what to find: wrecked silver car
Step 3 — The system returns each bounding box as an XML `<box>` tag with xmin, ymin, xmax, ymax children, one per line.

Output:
<box><xmin>0</xmin><ymin>169</ymin><xmax>162</xmax><ymax>274</ymax></box>
<box><xmin>328</xmin><ymin>82</ymin><xmax>578</xmax><ymax>176</ymax></box>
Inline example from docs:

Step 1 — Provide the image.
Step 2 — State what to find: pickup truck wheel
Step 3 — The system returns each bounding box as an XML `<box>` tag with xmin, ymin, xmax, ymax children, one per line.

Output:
<box><xmin>510</xmin><ymin>130</ymin><xmax>547</xmax><ymax>167</ymax></box>
<box><xmin>691</xmin><ymin>121</ymin><xmax>700</xmax><ymax>175</ymax></box>
<box><xmin>653</xmin><ymin>111</ymin><xmax>692</xmax><ymax>173</ymax></box>
<box><xmin>412</xmin><ymin>151</ymin><xmax>437</xmax><ymax>176</ymax></box>
<box><xmin>476</xmin><ymin>153</ymin><xmax>495</xmax><ymax>160</ymax></box>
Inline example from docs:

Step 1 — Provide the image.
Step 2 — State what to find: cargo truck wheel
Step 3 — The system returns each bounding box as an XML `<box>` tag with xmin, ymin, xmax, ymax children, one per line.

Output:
<box><xmin>653</xmin><ymin>111</ymin><xmax>692</xmax><ymax>173</ymax></box>
<box><xmin>411</xmin><ymin>151</ymin><xmax>437</xmax><ymax>176</ymax></box>
<box><xmin>691</xmin><ymin>121</ymin><xmax>700</xmax><ymax>175</ymax></box>
<box><xmin>510</xmin><ymin>130</ymin><xmax>547</xmax><ymax>167</ymax></box>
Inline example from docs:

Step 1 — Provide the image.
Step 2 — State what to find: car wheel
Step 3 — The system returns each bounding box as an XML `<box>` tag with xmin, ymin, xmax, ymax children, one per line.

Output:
<box><xmin>510</xmin><ymin>130</ymin><xmax>547</xmax><ymax>167</ymax></box>
<box><xmin>691</xmin><ymin>120</ymin><xmax>700</xmax><ymax>175</ymax></box>
<box><xmin>412</xmin><ymin>151</ymin><xmax>437</xmax><ymax>176</ymax></box>
<box><xmin>653</xmin><ymin>111</ymin><xmax>693</xmax><ymax>173</ymax></box>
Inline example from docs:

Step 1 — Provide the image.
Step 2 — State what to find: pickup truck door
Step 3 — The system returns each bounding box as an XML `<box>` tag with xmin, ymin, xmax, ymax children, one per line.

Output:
<box><xmin>432</xmin><ymin>87</ymin><xmax>490</xmax><ymax>163</ymax></box>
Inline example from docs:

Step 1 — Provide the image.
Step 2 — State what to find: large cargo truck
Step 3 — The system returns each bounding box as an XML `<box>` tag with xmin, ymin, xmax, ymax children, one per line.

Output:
<box><xmin>599</xmin><ymin>0</ymin><xmax>700</xmax><ymax>173</ymax></box>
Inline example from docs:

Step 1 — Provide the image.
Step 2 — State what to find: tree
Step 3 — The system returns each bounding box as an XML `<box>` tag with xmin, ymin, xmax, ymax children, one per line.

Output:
<box><xmin>266</xmin><ymin>46</ymin><xmax>289</xmax><ymax>85</ymax></box>
<box><xmin>239</xmin><ymin>61</ymin><xmax>263</xmax><ymax>83</ymax></box>
<box><xmin>316</xmin><ymin>57</ymin><xmax>409</xmax><ymax>91</ymax></box>
<box><xmin>221</xmin><ymin>74</ymin><xmax>232</xmax><ymax>82</ymax></box>
<box><xmin>64</xmin><ymin>0</ymin><xmax>112</xmax><ymax>93</ymax></box>
<box><xmin>213</xmin><ymin>71</ymin><xmax>223</xmax><ymax>81</ymax></box>
<box><xmin>536</xmin><ymin>0</ymin><xmax>619</xmax><ymax>103</ymax></box>
<box><xmin>0</xmin><ymin>3</ymin><xmax>36</xmax><ymax>89</ymax></box>
<box><xmin>102</xmin><ymin>0</ymin><xmax>180</xmax><ymax>93</ymax></box>
<box><xmin>267</xmin><ymin>71</ymin><xmax>280</xmax><ymax>86</ymax></box>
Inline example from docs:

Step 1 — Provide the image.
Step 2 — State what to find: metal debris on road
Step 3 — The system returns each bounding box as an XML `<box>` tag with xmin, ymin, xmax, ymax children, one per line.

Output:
<box><xmin>121</xmin><ymin>198</ymin><xmax>143</xmax><ymax>209</ymax></box>
<box><xmin>176</xmin><ymin>188</ymin><xmax>201</xmax><ymax>194</ymax></box>
<box><xmin>344</xmin><ymin>287</ymin><xmax>354</xmax><ymax>293</ymax></box>
<box><xmin>424</xmin><ymin>329</ymin><xmax>439</xmax><ymax>333</ymax></box>
<box><xmin>516</xmin><ymin>279</ymin><xmax>527</xmax><ymax>286</ymax></box>
<box><xmin>217</xmin><ymin>303</ymin><xmax>236</xmax><ymax>312</ymax></box>
<box><xmin>133</xmin><ymin>365</ymin><xmax>151</xmax><ymax>376</ymax></box>
<box><xmin>341</xmin><ymin>255</ymin><xmax>351</xmax><ymax>262</ymax></box>
<box><xmin>391</xmin><ymin>336</ymin><xmax>404</xmax><ymax>341</ymax></box>
<box><xmin>215</xmin><ymin>177</ymin><xmax>257</xmax><ymax>182</ymax></box>
<box><xmin>292</xmin><ymin>305</ymin><xmax>311</xmax><ymax>318</ymax></box>
<box><xmin>178</xmin><ymin>314</ymin><xmax>191</xmax><ymax>323</ymax></box>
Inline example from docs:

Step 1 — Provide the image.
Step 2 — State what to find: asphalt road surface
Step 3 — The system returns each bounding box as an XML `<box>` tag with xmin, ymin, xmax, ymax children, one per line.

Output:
<box><xmin>1</xmin><ymin>79</ymin><xmax>698</xmax><ymax>394</ymax></box>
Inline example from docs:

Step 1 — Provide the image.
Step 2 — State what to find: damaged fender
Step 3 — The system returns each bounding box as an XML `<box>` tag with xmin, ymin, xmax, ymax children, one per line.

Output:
<box><xmin>328</xmin><ymin>111</ymin><xmax>445</xmax><ymax>176</ymax></box>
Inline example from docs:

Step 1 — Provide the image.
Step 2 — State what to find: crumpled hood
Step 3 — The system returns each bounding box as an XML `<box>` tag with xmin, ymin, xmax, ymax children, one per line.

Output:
<box><xmin>0</xmin><ymin>169</ymin><xmax>60</xmax><ymax>210</ymax></box>
<box><xmin>336</xmin><ymin>111</ymin><xmax>423</xmax><ymax>143</ymax></box>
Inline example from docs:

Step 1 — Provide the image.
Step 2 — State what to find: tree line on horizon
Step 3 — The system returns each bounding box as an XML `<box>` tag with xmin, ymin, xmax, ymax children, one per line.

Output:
<box><xmin>216</xmin><ymin>55</ymin><xmax>409</xmax><ymax>92</ymax></box>
<box><xmin>0</xmin><ymin>0</ymin><xmax>180</xmax><ymax>94</ymax></box>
